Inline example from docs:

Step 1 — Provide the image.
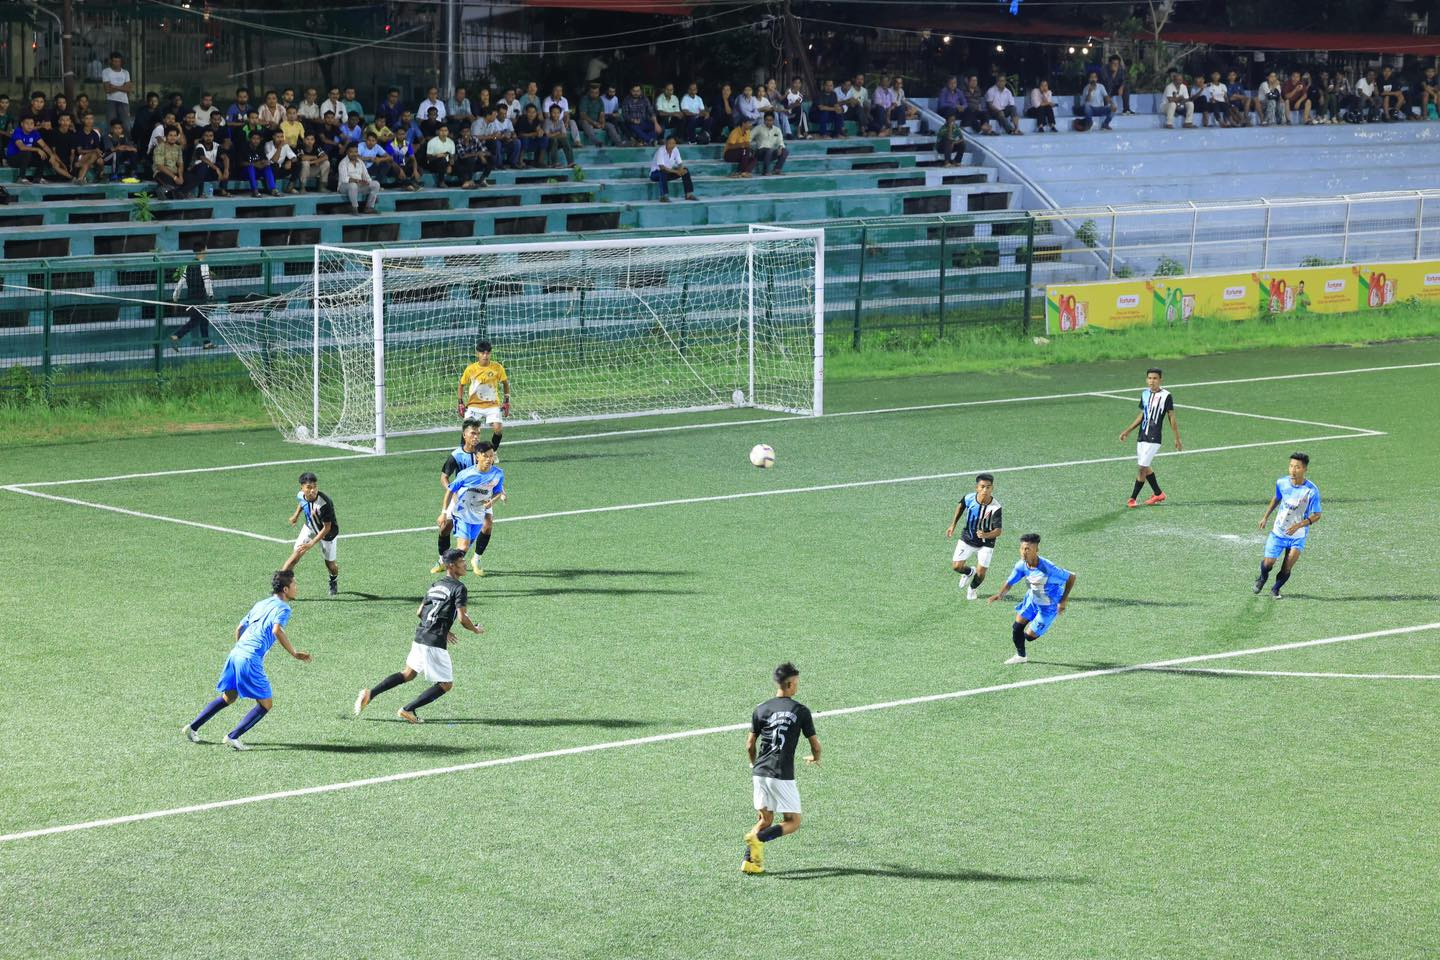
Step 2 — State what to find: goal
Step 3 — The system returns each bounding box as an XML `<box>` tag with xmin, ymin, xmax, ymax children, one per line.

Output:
<box><xmin>214</xmin><ymin>229</ymin><xmax>823</xmax><ymax>454</ymax></box>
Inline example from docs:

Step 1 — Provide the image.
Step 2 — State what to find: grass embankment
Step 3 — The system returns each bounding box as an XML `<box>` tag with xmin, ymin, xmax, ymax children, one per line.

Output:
<box><xmin>3</xmin><ymin>304</ymin><xmax>1437</xmax><ymax>446</ymax></box>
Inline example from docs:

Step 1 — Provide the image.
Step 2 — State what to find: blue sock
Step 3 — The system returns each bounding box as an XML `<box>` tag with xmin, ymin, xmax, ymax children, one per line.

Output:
<box><xmin>757</xmin><ymin>825</ymin><xmax>784</xmax><ymax>842</ymax></box>
<box><xmin>228</xmin><ymin>705</ymin><xmax>269</xmax><ymax>740</ymax></box>
<box><xmin>190</xmin><ymin>696</ymin><xmax>230</xmax><ymax>730</ymax></box>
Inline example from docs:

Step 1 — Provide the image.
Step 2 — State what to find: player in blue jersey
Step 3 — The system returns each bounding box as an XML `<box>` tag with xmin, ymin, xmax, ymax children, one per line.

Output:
<box><xmin>182</xmin><ymin>570</ymin><xmax>312</xmax><ymax>750</ymax></box>
<box><xmin>1118</xmin><ymin>367</ymin><xmax>1182</xmax><ymax>508</ymax></box>
<box><xmin>432</xmin><ymin>422</ymin><xmax>485</xmax><ymax>573</ymax></box>
<box><xmin>989</xmin><ymin>533</ymin><xmax>1076</xmax><ymax>664</ymax></box>
<box><xmin>1254</xmin><ymin>451</ymin><xmax>1321</xmax><ymax>599</ymax></box>
<box><xmin>441</xmin><ymin>443</ymin><xmax>506</xmax><ymax>576</ymax></box>
<box><xmin>283</xmin><ymin>471</ymin><xmax>340</xmax><ymax>596</ymax></box>
<box><xmin>946</xmin><ymin>472</ymin><xmax>1004</xmax><ymax>600</ymax></box>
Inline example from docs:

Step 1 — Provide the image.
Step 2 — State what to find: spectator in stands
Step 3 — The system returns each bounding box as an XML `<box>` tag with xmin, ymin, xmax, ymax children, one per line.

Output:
<box><xmin>734</xmin><ymin>84</ymin><xmax>762</xmax><ymax>126</ymax></box>
<box><xmin>577</xmin><ymin>82</ymin><xmax>620</xmax><ymax>146</ymax></box>
<box><xmin>192</xmin><ymin>92</ymin><xmax>219</xmax><ymax>127</ymax></box>
<box><xmin>453</xmin><ymin>125</ymin><xmax>490</xmax><ymax>187</ymax></box>
<box><xmin>680</xmin><ymin>83</ymin><xmax>709</xmax><ymax>143</ymax></box>
<box><xmin>1256</xmin><ymin>71</ymin><xmax>1285</xmax><ymax>126</ymax></box>
<box><xmin>357</xmin><ymin>130</ymin><xmax>390</xmax><ymax>182</ymax></box>
<box><xmin>784</xmin><ymin>78</ymin><xmax>808</xmax><ymax>137</ymax></box>
<box><xmin>833</xmin><ymin>78</ymin><xmax>861</xmax><ymax>131</ymax></box>
<box><xmin>419</xmin><ymin>106</ymin><xmax>444</xmax><ymax>143</ymax></box>
<box><xmin>890</xmin><ymin>76</ymin><xmax>919</xmax><ymax>129</ymax></box>
<box><xmin>102</xmin><ymin>119</ymin><xmax>140</xmax><ymax>180</ymax></box>
<box><xmin>650</xmin><ymin>133</ymin><xmax>696</xmax><ymax>201</ymax></box>
<box><xmin>225</xmin><ymin>88</ymin><xmax>251</xmax><ymax>130</ymax></box>
<box><xmin>600</xmin><ymin>84</ymin><xmax>622</xmax><ymax>137</ymax></box>
<box><xmin>185</xmin><ymin>127</ymin><xmax>224</xmax><ymax>196</ymax></box>
<box><xmin>281</xmin><ymin>89</ymin><xmax>297</xmax><ymax>113</ymax></box>
<box><xmin>724</xmin><ymin>117</ymin><xmax>755</xmax><ymax>176</ymax></box>
<box><xmin>544</xmin><ymin>104</ymin><xmax>575</xmax><ymax>167</ymax></box>
<box><xmin>1027</xmin><ymin>79</ymin><xmax>1057</xmax><ymax>132</ymax></box>
<box><xmin>383</xmin><ymin>128</ymin><xmax>423</xmax><ymax>186</ymax></box>
<box><xmin>6</xmin><ymin>116</ymin><xmax>49</xmax><ymax>182</ymax></box>
<box><xmin>178</xmin><ymin>110</ymin><xmax>201</xmax><ymax>150</ymax></box>
<box><xmin>752</xmin><ymin>111</ymin><xmax>787</xmax><ymax>175</ymax></box>
<box><xmin>256</xmin><ymin>90</ymin><xmax>283</xmax><ymax>130</ymax></box>
<box><xmin>475</xmin><ymin>88</ymin><xmax>492</xmax><ymax>116</ymax></box>
<box><xmin>515</xmin><ymin>82</ymin><xmax>540</xmax><ymax>116</ymax></box>
<box><xmin>424</xmin><ymin>123</ymin><xmax>455</xmax><ymax>185</ymax></box>
<box><xmin>338</xmin><ymin>142</ymin><xmax>380</xmax><ymax>214</ymax></box>
<box><xmin>936</xmin><ymin>76</ymin><xmax>964</xmax><ymax>119</ymax></box>
<box><xmin>870</xmin><ymin>76</ymin><xmax>898</xmax><ymax>135</ymax></box>
<box><xmin>20</xmin><ymin>91</ymin><xmax>56</xmax><ymax>131</ymax></box>
<box><xmin>621</xmin><ymin>85</ymin><xmax>662</xmax><ymax>144</ymax></box>
<box><xmin>712</xmin><ymin>83</ymin><xmax>735</xmax><ymax>141</ymax></box>
<box><xmin>0</xmin><ymin>95</ymin><xmax>12</xmax><ymax>156</ymax></box>
<box><xmin>935</xmin><ymin>111</ymin><xmax>964</xmax><ymax>166</ymax></box>
<box><xmin>153</xmin><ymin>126</ymin><xmax>186</xmax><ymax>196</ymax></box>
<box><xmin>72</xmin><ymin>93</ymin><xmax>93</xmax><ymax>125</ymax></box>
<box><xmin>498</xmin><ymin>87</ymin><xmax>520</xmax><ymax>120</ymax></box>
<box><xmin>1164</xmin><ymin>71</ymin><xmax>1197</xmax><ymax>128</ymax></box>
<box><xmin>1282</xmin><ymin>70</ymin><xmax>1313</xmax><ymax>125</ymax></box>
<box><xmin>655</xmin><ymin>83</ymin><xmax>682</xmax><ymax>137</ymax></box>
<box><xmin>1312</xmin><ymin>71</ymin><xmax>1337</xmax><ymax>124</ymax></box>
<box><xmin>1378</xmin><ymin>66</ymin><xmax>1406</xmax><ymax>120</ymax></box>
<box><xmin>43</xmin><ymin>111</ymin><xmax>78</xmax><ymax>175</ymax></box>
<box><xmin>513</xmin><ymin>102</ymin><xmax>546</xmax><ymax>165</ymax></box>
<box><xmin>1417</xmin><ymin>66</ymin><xmax>1439</xmax><ymax>120</ymax></box>
<box><xmin>1355</xmin><ymin>69</ymin><xmax>1380</xmax><ymax>121</ymax></box>
<box><xmin>1225</xmin><ymin>70</ymin><xmax>1255</xmax><ymax>127</ymax></box>
<box><xmin>960</xmin><ymin>75</ymin><xmax>993</xmax><ymax>134</ymax></box>
<box><xmin>985</xmin><ymin>75</ymin><xmax>1022</xmax><ymax>135</ymax></box>
<box><xmin>295</xmin><ymin>132</ymin><xmax>330</xmax><ymax>192</ymax></box>
<box><xmin>319</xmin><ymin>111</ymin><xmax>344</xmax><ymax>157</ymax></box>
<box><xmin>1102</xmin><ymin>55</ymin><xmax>1132</xmax><ymax>115</ymax></box>
<box><xmin>377</xmin><ymin>89</ymin><xmax>404</xmax><ymax>130</ymax></box>
<box><xmin>1198</xmin><ymin>72</ymin><xmax>1227</xmax><ymax>127</ymax></box>
<box><xmin>342</xmin><ymin>87</ymin><xmax>364</xmax><ymax>121</ymax></box>
<box><xmin>298</xmin><ymin>88</ymin><xmax>321</xmax><ymax>128</ymax></box>
<box><xmin>491</xmin><ymin>103</ymin><xmax>521</xmax><ymax>167</ymax></box>
<box><xmin>340</xmin><ymin>111</ymin><xmax>365</xmax><ymax>150</ymax></box>
<box><xmin>265</xmin><ymin>129</ymin><xmax>297</xmax><ymax>192</ymax></box>
<box><xmin>70</xmin><ymin>112</ymin><xmax>104</xmax><ymax>183</ymax></box>
<box><xmin>101</xmin><ymin>52</ymin><xmax>133</xmax><ymax>131</ymax></box>
<box><xmin>811</xmin><ymin>79</ymin><xmax>843</xmax><ymax>138</ymax></box>
<box><xmin>449</xmin><ymin>87</ymin><xmax>475</xmax><ymax>129</ymax></box>
<box><xmin>846</xmin><ymin>74</ymin><xmax>870</xmax><ymax>132</ymax></box>
<box><xmin>129</xmin><ymin>91</ymin><xmax>158</xmax><ymax>145</ymax></box>
<box><xmin>418</xmin><ymin>86</ymin><xmax>447</xmax><ymax>123</ymax></box>
<box><xmin>320</xmin><ymin>88</ymin><xmax>345</xmax><ymax>126</ymax></box>
<box><xmin>280</xmin><ymin>106</ymin><xmax>304</xmax><ymax>147</ymax></box>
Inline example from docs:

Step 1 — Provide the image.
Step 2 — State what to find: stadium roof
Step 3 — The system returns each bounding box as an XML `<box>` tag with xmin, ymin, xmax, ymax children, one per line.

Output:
<box><xmin>523</xmin><ymin>0</ymin><xmax>694</xmax><ymax>14</ymax></box>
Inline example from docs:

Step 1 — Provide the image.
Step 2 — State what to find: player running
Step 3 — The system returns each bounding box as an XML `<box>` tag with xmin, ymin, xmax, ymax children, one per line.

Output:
<box><xmin>743</xmin><ymin>662</ymin><xmax>821</xmax><ymax>876</ymax></box>
<box><xmin>989</xmin><ymin>533</ymin><xmax>1077</xmax><ymax>665</ymax></box>
<box><xmin>432</xmin><ymin>422</ymin><xmax>485</xmax><ymax>573</ymax></box>
<box><xmin>282</xmin><ymin>471</ymin><xmax>340</xmax><ymax>596</ymax></box>
<box><xmin>457</xmin><ymin>340</ymin><xmax>510</xmax><ymax>452</ymax></box>
<box><xmin>1254</xmin><ymin>451</ymin><xmax>1321</xmax><ymax>599</ymax></box>
<box><xmin>946</xmin><ymin>472</ymin><xmax>1003</xmax><ymax>600</ymax></box>
<box><xmin>1118</xmin><ymin>367</ymin><xmax>1182</xmax><ymax>508</ymax></box>
<box><xmin>442</xmin><ymin>443</ymin><xmax>505</xmax><ymax>576</ymax></box>
<box><xmin>353</xmin><ymin>548</ymin><xmax>483</xmax><ymax>723</ymax></box>
<box><xmin>183</xmin><ymin>570</ymin><xmax>312</xmax><ymax>750</ymax></box>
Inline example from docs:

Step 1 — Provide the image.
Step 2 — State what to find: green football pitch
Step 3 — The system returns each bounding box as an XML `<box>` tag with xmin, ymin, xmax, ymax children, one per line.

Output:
<box><xmin>2</xmin><ymin>340</ymin><xmax>1438</xmax><ymax>960</ymax></box>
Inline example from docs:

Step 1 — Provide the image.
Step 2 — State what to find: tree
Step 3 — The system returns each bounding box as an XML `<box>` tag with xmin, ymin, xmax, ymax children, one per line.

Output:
<box><xmin>1143</xmin><ymin>0</ymin><xmax>1203</xmax><ymax>85</ymax></box>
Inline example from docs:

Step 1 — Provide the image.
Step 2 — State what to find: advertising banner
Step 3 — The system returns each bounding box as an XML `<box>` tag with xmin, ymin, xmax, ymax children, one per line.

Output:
<box><xmin>1044</xmin><ymin>260</ymin><xmax>1440</xmax><ymax>334</ymax></box>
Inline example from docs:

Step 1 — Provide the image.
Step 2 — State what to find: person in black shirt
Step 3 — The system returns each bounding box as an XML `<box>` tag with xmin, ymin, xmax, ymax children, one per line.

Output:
<box><xmin>69</xmin><ymin>112</ymin><xmax>104</xmax><ymax>183</ymax></box>
<box><xmin>353</xmin><ymin>549</ymin><xmax>483</xmax><ymax>723</ymax></box>
<box><xmin>1118</xmin><ymin>367</ymin><xmax>1182</xmax><ymax>507</ymax></box>
<box><xmin>431</xmin><ymin>422</ymin><xmax>485</xmax><ymax>572</ymax></box>
<box><xmin>743</xmin><ymin>662</ymin><xmax>820</xmax><ymax>875</ymax></box>
<box><xmin>283</xmin><ymin>470</ymin><xmax>341</xmax><ymax>594</ymax></box>
<box><xmin>946</xmin><ymin>472</ymin><xmax>1004</xmax><ymax>600</ymax></box>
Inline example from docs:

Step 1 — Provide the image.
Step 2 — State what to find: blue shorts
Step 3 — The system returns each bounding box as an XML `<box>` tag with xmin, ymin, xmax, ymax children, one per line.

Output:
<box><xmin>217</xmin><ymin>653</ymin><xmax>272</xmax><ymax>700</ymax></box>
<box><xmin>455</xmin><ymin>511</ymin><xmax>491</xmax><ymax>543</ymax></box>
<box><xmin>1263</xmin><ymin>532</ymin><xmax>1307</xmax><ymax>559</ymax></box>
<box><xmin>1015</xmin><ymin>595</ymin><xmax>1059</xmax><ymax>638</ymax></box>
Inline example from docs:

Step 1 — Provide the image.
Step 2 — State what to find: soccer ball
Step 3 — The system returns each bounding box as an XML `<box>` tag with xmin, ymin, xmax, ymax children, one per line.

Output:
<box><xmin>749</xmin><ymin>443</ymin><xmax>775</xmax><ymax>468</ymax></box>
<box><xmin>295</xmin><ymin>424</ymin><xmax>310</xmax><ymax>441</ymax></box>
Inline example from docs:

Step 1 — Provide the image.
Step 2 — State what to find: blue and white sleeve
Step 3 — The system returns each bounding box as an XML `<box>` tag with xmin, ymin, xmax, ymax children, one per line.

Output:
<box><xmin>1307</xmin><ymin>484</ymin><xmax>1322</xmax><ymax>517</ymax></box>
<box><xmin>1003</xmin><ymin>561</ymin><xmax>1026</xmax><ymax>588</ymax></box>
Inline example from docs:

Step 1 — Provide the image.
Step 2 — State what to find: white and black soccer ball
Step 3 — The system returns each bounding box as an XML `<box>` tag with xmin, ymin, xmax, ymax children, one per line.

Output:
<box><xmin>295</xmin><ymin>424</ymin><xmax>311</xmax><ymax>441</ymax></box>
<box><xmin>749</xmin><ymin>443</ymin><xmax>775</xmax><ymax>468</ymax></box>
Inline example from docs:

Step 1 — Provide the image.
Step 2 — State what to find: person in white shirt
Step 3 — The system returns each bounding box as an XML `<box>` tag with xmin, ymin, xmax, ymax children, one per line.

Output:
<box><xmin>298</xmin><ymin>88</ymin><xmax>321</xmax><ymax>125</ymax></box>
<box><xmin>337</xmin><ymin>144</ymin><xmax>381</xmax><ymax>213</ymax></box>
<box><xmin>424</xmin><ymin>123</ymin><xmax>457</xmax><ymax>186</ymax></box>
<box><xmin>1163</xmin><ymin>72</ymin><xmax>1196</xmax><ymax>128</ymax></box>
<box><xmin>101</xmin><ymin>52</ymin><xmax>133</xmax><ymax>130</ymax></box>
<box><xmin>679</xmin><ymin>83</ymin><xmax>709</xmax><ymax>142</ymax></box>
<box><xmin>751</xmin><ymin>111</ymin><xmax>787</xmax><ymax>175</ymax></box>
<box><xmin>734</xmin><ymin>85</ymin><xmax>761</xmax><ymax>125</ymax></box>
<box><xmin>1256</xmin><ymin>71</ymin><xmax>1285</xmax><ymax>126</ymax></box>
<box><xmin>192</xmin><ymin>93</ymin><xmax>220</xmax><ymax>127</ymax></box>
<box><xmin>784</xmin><ymin>79</ymin><xmax>808</xmax><ymax>137</ymax></box>
<box><xmin>984</xmin><ymin>76</ymin><xmax>1021</xmax><ymax>135</ymax></box>
<box><xmin>320</xmin><ymin>88</ymin><xmax>346</xmax><ymax>125</ymax></box>
<box><xmin>1079</xmin><ymin>72</ymin><xmax>1114</xmax><ymax>130</ymax></box>
<box><xmin>1026</xmin><ymin>80</ymin><xmax>1057</xmax><ymax>132</ymax></box>
<box><xmin>1202</xmin><ymin>72</ymin><xmax>1230</xmax><ymax>127</ymax></box>
<box><xmin>649</xmin><ymin>135</ymin><xmax>696</xmax><ymax>201</ymax></box>
<box><xmin>1354</xmin><ymin>69</ymin><xmax>1380</xmax><ymax>121</ymax></box>
<box><xmin>418</xmin><ymin>87</ymin><xmax>447</xmax><ymax>122</ymax></box>
<box><xmin>264</xmin><ymin>130</ymin><xmax>298</xmax><ymax>191</ymax></box>
<box><xmin>655</xmin><ymin>83</ymin><xmax>682</xmax><ymax>136</ymax></box>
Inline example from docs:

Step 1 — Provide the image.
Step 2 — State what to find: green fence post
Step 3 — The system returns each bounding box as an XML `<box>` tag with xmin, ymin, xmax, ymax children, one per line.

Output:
<box><xmin>153</xmin><ymin>255</ymin><xmax>166</xmax><ymax>391</ymax></box>
<box><xmin>852</xmin><ymin>225</ymin><xmax>867</xmax><ymax>349</ymax></box>
<box><xmin>40</xmin><ymin>260</ymin><xmax>53</xmax><ymax>404</ymax></box>
<box><xmin>1021</xmin><ymin>216</ymin><xmax>1035</xmax><ymax>337</ymax></box>
<box><xmin>938</xmin><ymin>224</ymin><xmax>949</xmax><ymax>337</ymax></box>
<box><xmin>262</xmin><ymin>251</ymin><xmax>274</xmax><ymax>296</ymax></box>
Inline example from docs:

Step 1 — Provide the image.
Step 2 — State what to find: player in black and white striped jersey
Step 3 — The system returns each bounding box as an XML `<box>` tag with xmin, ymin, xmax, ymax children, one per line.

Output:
<box><xmin>432</xmin><ymin>421</ymin><xmax>485</xmax><ymax>573</ymax></box>
<box><xmin>946</xmin><ymin>473</ymin><xmax>1004</xmax><ymax>600</ymax></box>
<box><xmin>1118</xmin><ymin>367</ymin><xmax>1182</xmax><ymax>508</ymax></box>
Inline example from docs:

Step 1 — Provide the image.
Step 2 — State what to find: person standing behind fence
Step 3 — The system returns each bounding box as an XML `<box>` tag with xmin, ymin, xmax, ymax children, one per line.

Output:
<box><xmin>101</xmin><ymin>52</ymin><xmax>134</xmax><ymax>132</ymax></box>
<box><xmin>170</xmin><ymin>241</ymin><xmax>216</xmax><ymax>350</ymax></box>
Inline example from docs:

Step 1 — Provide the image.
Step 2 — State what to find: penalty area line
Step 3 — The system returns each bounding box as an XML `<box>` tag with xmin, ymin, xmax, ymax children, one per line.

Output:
<box><xmin>0</xmin><ymin>484</ymin><xmax>291</xmax><ymax>544</ymax></box>
<box><xmin>1142</xmin><ymin>668</ymin><xmax>1440</xmax><ymax>680</ymax></box>
<box><xmin>2</xmin><ymin>621</ymin><xmax>1436</xmax><ymax>846</ymax></box>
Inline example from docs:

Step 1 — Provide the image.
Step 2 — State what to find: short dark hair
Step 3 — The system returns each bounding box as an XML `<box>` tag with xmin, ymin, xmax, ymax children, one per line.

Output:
<box><xmin>192</xmin><ymin>240</ymin><xmax>207</xmax><ymax>254</ymax></box>
<box><xmin>475</xmin><ymin>441</ymin><xmax>493</xmax><ymax>453</ymax></box>
<box><xmin>442</xmin><ymin>548</ymin><xmax>468</xmax><ymax>565</ymax></box>
<box><xmin>271</xmin><ymin>569</ymin><xmax>295</xmax><ymax>594</ymax></box>
<box><xmin>110</xmin><ymin>50</ymin><xmax>123</xmax><ymax>60</ymax></box>
<box><xmin>476</xmin><ymin>339</ymin><xmax>492</xmax><ymax>352</ymax></box>
<box><xmin>298</xmin><ymin>471</ymin><xmax>318</xmax><ymax>484</ymax></box>
<box><xmin>774</xmin><ymin>662</ymin><xmax>799</xmax><ymax>686</ymax></box>
<box><xmin>975</xmin><ymin>472</ymin><xmax>994</xmax><ymax>484</ymax></box>
<box><xmin>1289</xmin><ymin>451</ymin><xmax>1310</xmax><ymax>466</ymax></box>
<box><xmin>1020</xmin><ymin>533</ymin><xmax>1041</xmax><ymax>545</ymax></box>
<box><xmin>1146</xmin><ymin>367</ymin><xmax>1162</xmax><ymax>377</ymax></box>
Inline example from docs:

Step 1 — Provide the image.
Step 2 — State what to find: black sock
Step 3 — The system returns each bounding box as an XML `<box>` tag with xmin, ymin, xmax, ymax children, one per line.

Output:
<box><xmin>1011</xmin><ymin>620</ymin><xmax>1028</xmax><ymax>657</ymax></box>
<box><xmin>403</xmin><ymin>683</ymin><xmax>448</xmax><ymax>713</ymax></box>
<box><xmin>1257</xmin><ymin>561</ymin><xmax>1272</xmax><ymax>586</ymax></box>
<box><xmin>369</xmin><ymin>671</ymin><xmax>410</xmax><ymax>699</ymax></box>
<box><xmin>474</xmin><ymin>531</ymin><xmax>492</xmax><ymax>557</ymax></box>
<box><xmin>1273</xmin><ymin>570</ymin><xmax>1291</xmax><ymax>591</ymax></box>
<box><xmin>1146</xmin><ymin>474</ymin><xmax>1162</xmax><ymax>494</ymax></box>
<box><xmin>1131</xmin><ymin>480</ymin><xmax>1145</xmax><ymax>499</ymax></box>
<box><xmin>757</xmin><ymin>825</ymin><xmax>784</xmax><ymax>842</ymax></box>
<box><xmin>490</xmin><ymin>431</ymin><xmax>502</xmax><ymax>449</ymax></box>
<box><xmin>438</xmin><ymin>530</ymin><xmax>451</xmax><ymax>557</ymax></box>
<box><xmin>956</xmin><ymin>565</ymin><xmax>972</xmax><ymax>578</ymax></box>
<box><xmin>971</xmin><ymin>571</ymin><xmax>986</xmax><ymax>589</ymax></box>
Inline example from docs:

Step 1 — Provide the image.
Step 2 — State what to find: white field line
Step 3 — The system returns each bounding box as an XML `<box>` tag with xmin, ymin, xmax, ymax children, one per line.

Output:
<box><xmin>5</xmin><ymin>359</ymin><xmax>1431</xmax><ymax>490</ymax></box>
<box><xmin>3</xmin><ymin>621</ymin><xmax>1435</xmax><ymax>846</ymax></box>
<box><xmin>0</xmin><ymin>486</ymin><xmax>290</xmax><ymax>543</ymax></box>
<box><xmin>1143</xmin><ymin>668</ymin><xmax>1440</xmax><ymax>680</ymax></box>
<box><xmin>337</xmin><ymin>431</ymin><xmax>1375</xmax><ymax>539</ymax></box>
<box><xmin>1088</xmin><ymin>392</ymin><xmax>1385</xmax><ymax>435</ymax></box>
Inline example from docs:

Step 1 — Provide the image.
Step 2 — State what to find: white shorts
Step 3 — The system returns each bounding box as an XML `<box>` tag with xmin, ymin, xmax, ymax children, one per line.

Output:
<box><xmin>1136</xmin><ymin>442</ymin><xmax>1161</xmax><ymax>468</ymax></box>
<box><xmin>293</xmin><ymin>528</ymin><xmax>337</xmax><ymax>561</ymax></box>
<box><xmin>753</xmin><ymin>775</ymin><xmax>802</xmax><ymax>814</ymax></box>
<box><xmin>463</xmin><ymin>406</ymin><xmax>503</xmax><ymax>427</ymax></box>
<box><xmin>951</xmin><ymin>541</ymin><xmax>994</xmax><ymax>568</ymax></box>
<box><xmin>405</xmin><ymin>641</ymin><xmax>454</xmax><ymax>683</ymax></box>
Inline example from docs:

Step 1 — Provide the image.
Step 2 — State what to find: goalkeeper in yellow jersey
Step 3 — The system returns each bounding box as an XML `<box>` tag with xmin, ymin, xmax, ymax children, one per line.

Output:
<box><xmin>457</xmin><ymin>340</ymin><xmax>510</xmax><ymax>451</ymax></box>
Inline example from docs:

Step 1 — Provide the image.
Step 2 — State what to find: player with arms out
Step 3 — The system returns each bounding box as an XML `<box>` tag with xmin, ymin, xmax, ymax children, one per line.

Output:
<box><xmin>743</xmin><ymin>661</ymin><xmax>821</xmax><ymax>876</ymax></box>
<box><xmin>1254</xmin><ymin>451</ymin><xmax>1321</xmax><ymax>599</ymax></box>
<box><xmin>1118</xmin><ymin>367</ymin><xmax>1182</xmax><ymax>508</ymax></box>
<box><xmin>431</xmin><ymin>422</ymin><xmax>485</xmax><ymax>573</ymax></box>
<box><xmin>283</xmin><ymin>471</ymin><xmax>340</xmax><ymax>596</ymax></box>
<box><xmin>989</xmin><ymin>533</ymin><xmax>1076</xmax><ymax>665</ymax></box>
<box><xmin>443</xmin><ymin>443</ymin><xmax>505</xmax><ymax>576</ymax></box>
<box><xmin>353</xmin><ymin>548</ymin><xmax>483</xmax><ymax>723</ymax></box>
<box><xmin>946</xmin><ymin>472</ymin><xmax>1003</xmax><ymax>600</ymax></box>
<box><xmin>458</xmin><ymin>340</ymin><xmax>510</xmax><ymax>452</ymax></box>
<box><xmin>183</xmin><ymin>570</ymin><xmax>311</xmax><ymax>750</ymax></box>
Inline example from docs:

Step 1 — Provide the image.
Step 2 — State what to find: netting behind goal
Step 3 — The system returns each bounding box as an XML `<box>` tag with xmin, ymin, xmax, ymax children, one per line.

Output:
<box><xmin>209</xmin><ymin>231</ymin><xmax>822</xmax><ymax>453</ymax></box>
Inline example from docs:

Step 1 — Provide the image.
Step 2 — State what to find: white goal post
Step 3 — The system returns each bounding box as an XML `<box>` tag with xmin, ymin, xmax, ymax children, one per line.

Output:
<box><xmin>214</xmin><ymin>229</ymin><xmax>824</xmax><ymax>454</ymax></box>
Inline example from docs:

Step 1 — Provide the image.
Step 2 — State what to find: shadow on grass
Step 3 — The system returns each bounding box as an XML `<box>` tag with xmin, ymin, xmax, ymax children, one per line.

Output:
<box><xmin>1059</xmin><ymin>512</ymin><xmax>1127</xmax><ymax>536</ymax></box>
<box><xmin>1163</xmin><ymin>497</ymin><xmax>1360</xmax><ymax>508</ymax></box>
<box><xmin>367</xmin><ymin>716</ymin><xmax>652</xmax><ymax>729</ymax></box>
<box><xmin>771</xmin><ymin>864</ymin><xmax>1089</xmax><ymax>884</ymax></box>
<box><xmin>295</xmin><ymin>592</ymin><xmax>416</xmax><ymax>603</ymax></box>
<box><xmin>487</xmin><ymin>568</ymin><xmax>698</xmax><ymax>580</ymax></box>
<box><xmin>480</xmin><ymin>586</ymin><xmax>700</xmax><ymax>599</ymax></box>
<box><xmin>244</xmin><ymin>741</ymin><xmax>480</xmax><ymax>755</ymax></box>
<box><xmin>1277</xmin><ymin>593</ymin><xmax>1440</xmax><ymax>603</ymax></box>
<box><xmin>1026</xmin><ymin>660</ymin><xmax>1131</xmax><ymax>672</ymax></box>
<box><xmin>1080</xmin><ymin>596</ymin><xmax>1195</xmax><ymax>608</ymax></box>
